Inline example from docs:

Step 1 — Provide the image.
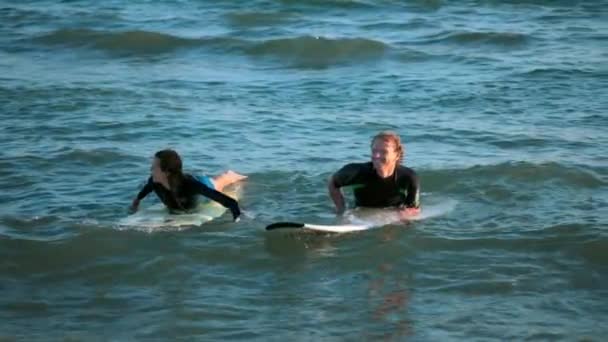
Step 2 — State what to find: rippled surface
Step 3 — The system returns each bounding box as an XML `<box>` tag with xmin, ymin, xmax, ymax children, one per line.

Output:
<box><xmin>1</xmin><ymin>1</ymin><xmax>607</xmax><ymax>340</ymax></box>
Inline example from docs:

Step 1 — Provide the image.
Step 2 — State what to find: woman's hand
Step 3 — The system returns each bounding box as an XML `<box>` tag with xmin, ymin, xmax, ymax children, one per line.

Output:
<box><xmin>128</xmin><ymin>198</ymin><xmax>140</xmax><ymax>214</ymax></box>
<box><xmin>231</xmin><ymin>206</ymin><xmax>241</xmax><ymax>222</ymax></box>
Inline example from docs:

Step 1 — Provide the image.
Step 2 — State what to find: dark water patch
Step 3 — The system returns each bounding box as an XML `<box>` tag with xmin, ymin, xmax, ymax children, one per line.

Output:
<box><xmin>5</xmin><ymin>148</ymin><xmax>140</xmax><ymax>171</ymax></box>
<box><xmin>361</xmin><ymin>18</ymin><xmax>435</xmax><ymax>30</ymax></box>
<box><xmin>0</xmin><ymin>159</ymin><xmax>36</xmax><ymax>191</ymax></box>
<box><xmin>1</xmin><ymin>84</ymin><xmax>134</xmax><ymax>99</ymax></box>
<box><xmin>528</xmin><ymin>223</ymin><xmax>591</xmax><ymax>236</ymax></box>
<box><xmin>0</xmin><ymin>215</ymin><xmax>77</xmax><ymax>242</ymax></box>
<box><xmin>416</xmin><ymin>129</ymin><xmax>557</xmax><ymax>150</ymax></box>
<box><xmin>486</xmin><ymin>135</ymin><xmax>555</xmax><ymax>149</ymax></box>
<box><xmin>433</xmin><ymin>279</ymin><xmax>516</xmax><ymax>296</ymax></box>
<box><xmin>0</xmin><ymin>6</ymin><xmax>59</xmax><ymax>27</ymax></box>
<box><xmin>0</xmin><ymin>5</ymin><xmax>122</xmax><ymax>28</ymax></box>
<box><xmin>408</xmin><ymin>233</ymin><xmax>606</xmax><ymax>255</ymax></box>
<box><xmin>199</xmin><ymin>36</ymin><xmax>256</xmax><ymax>53</ymax></box>
<box><xmin>518</xmin><ymin>67</ymin><xmax>606</xmax><ymax>79</ymax></box>
<box><xmin>56</xmin><ymin>148</ymin><xmax>136</xmax><ymax>166</ymax></box>
<box><xmin>578</xmin><ymin>114</ymin><xmax>608</xmax><ymax>126</ymax></box>
<box><xmin>225</xmin><ymin>10</ymin><xmax>296</xmax><ymax>27</ymax></box>
<box><xmin>246</xmin><ymin>171</ymin><xmax>329</xmax><ymax>218</ymax></box>
<box><xmin>537</xmin><ymin>13</ymin><xmax>590</xmax><ymax>22</ymax></box>
<box><xmin>3</xmin><ymin>301</ymin><xmax>50</xmax><ymax>317</ymax></box>
<box><xmin>246</xmin><ymin>35</ymin><xmax>388</xmax><ymax>68</ymax></box>
<box><xmin>587</xmin><ymin>34</ymin><xmax>608</xmax><ymax>42</ymax></box>
<box><xmin>446</xmin><ymin>54</ymin><xmax>502</xmax><ymax>66</ymax></box>
<box><xmin>277</xmin><ymin>0</ymin><xmax>376</xmax><ymax>10</ymax></box>
<box><xmin>2</xmin><ymin>153</ymin><xmax>58</xmax><ymax>173</ymax></box>
<box><xmin>1</xmin><ymin>214</ymin><xmax>61</xmax><ymax>231</ymax></box>
<box><xmin>0</xmin><ymin>227</ymin><xmax>173</xmax><ymax>277</ymax></box>
<box><xmin>471</xmin><ymin>0</ymin><xmax>591</xmax><ymax>7</ymax></box>
<box><xmin>387</xmin><ymin>0</ymin><xmax>442</xmax><ymax>12</ymax></box>
<box><xmin>1</xmin><ymin>85</ymin><xmax>147</xmax><ymax>117</ymax></box>
<box><xmin>525</xmin><ymin>332</ymin><xmax>568</xmax><ymax>341</ymax></box>
<box><xmin>574</xmin><ymin>238</ymin><xmax>608</xmax><ymax>267</ymax></box>
<box><xmin>418</xmin><ymin>30</ymin><xmax>529</xmax><ymax>48</ymax></box>
<box><xmin>30</xmin><ymin>28</ymin><xmax>257</xmax><ymax>58</ymax></box>
<box><xmin>394</xmin><ymin>47</ymin><xmax>435</xmax><ymax>63</ymax></box>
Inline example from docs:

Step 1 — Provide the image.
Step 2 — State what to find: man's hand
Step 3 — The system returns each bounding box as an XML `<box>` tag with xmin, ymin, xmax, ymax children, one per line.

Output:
<box><xmin>399</xmin><ymin>207</ymin><xmax>420</xmax><ymax>220</ymax></box>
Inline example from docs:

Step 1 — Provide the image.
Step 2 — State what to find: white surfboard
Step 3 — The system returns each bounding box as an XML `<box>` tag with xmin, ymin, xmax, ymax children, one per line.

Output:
<box><xmin>266</xmin><ymin>221</ymin><xmax>373</xmax><ymax>233</ymax></box>
<box><xmin>118</xmin><ymin>186</ymin><xmax>241</xmax><ymax>231</ymax></box>
<box><xmin>266</xmin><ymin>200</ymin><xmax>456</xmax><ymax>233</ymax></box>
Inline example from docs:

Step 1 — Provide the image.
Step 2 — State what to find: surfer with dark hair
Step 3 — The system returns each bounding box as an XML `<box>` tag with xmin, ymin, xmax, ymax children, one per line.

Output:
<box><xmin>129</xmin><ymin>149</ymin><xmax>246</xmax><ymax>221</ymax></box>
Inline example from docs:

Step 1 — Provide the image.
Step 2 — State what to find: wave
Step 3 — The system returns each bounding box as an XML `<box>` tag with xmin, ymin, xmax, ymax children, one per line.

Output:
<box><xmin>277</xmin><ymin>0</ymin><xmax>375</xmax><ymax>9</ymax></box>
<box><xmin>423</xmin><ymin>161</ymin><xmax>606</xmax><ymax>191</ymax></box>
<box><xmin>32</xmin><ymin>29</ymin><xmax>388</xmax><ymax>67</ymax></box>
<box><xmin>394</xmin><ymin>47</ymin><xmax>435</xmax><ymax>63</ymax></box>
<box><xmin>32</xmin><ymin>28</ymin><xmax>211</xmax><ymax>56</ymax></box>
<box><xmin>418</xmin><ymin>30</ymin><xmax>529</xmax><ymax>47</ymax></box>
<box><xmin>518</xmin><ymin>68</ymin><xmax>605</xmax><ymax>79</ymax></box>
<box><xmin>246</xmin><ymin>35</ymin><xmax>388</xmax><ymax>67</ymax></box>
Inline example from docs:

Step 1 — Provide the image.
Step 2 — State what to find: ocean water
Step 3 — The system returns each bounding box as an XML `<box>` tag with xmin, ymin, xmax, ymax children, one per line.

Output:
<box><xmin>1</xmin><ymin>0</ymin><xmax>607</xmax><ymax>340</ymax></box>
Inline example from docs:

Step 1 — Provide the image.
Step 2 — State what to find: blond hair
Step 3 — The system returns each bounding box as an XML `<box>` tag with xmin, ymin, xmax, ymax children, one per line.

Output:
<box><xmin>371</xmin><ymin>131</ymin><xmax>405</xmax><ymax>163</ymax></box>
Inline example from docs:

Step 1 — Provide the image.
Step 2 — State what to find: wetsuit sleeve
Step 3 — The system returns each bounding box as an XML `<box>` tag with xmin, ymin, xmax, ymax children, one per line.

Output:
<box><xmin>332</xmin><ymin>163</ymin><xmax>365</xmax><ymax>188</ymax></box>
<box><xmin>136</xmin><ymin>177</ymin><xmax>154</xmax><ymax>200</ymax></box>
<box><xmin>192</xmin><ymin>180</ymin><xmax>241</xmax><ymax>220</ymax></box>
<box><xmin>401</xmin><ymin>170</ymin><xmax>420</xmax><ymax>208</ymax></box>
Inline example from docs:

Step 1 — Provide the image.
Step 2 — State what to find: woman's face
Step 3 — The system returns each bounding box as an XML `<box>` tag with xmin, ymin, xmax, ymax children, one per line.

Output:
<box><xmin>371</xmin><ymin>139</ymin><xmax>399</xmax><ymax>171</ymax></box>
<box><xmin>151</xmin><ymin>157</ymin><xmax>167</xmax><ymax>183</ymax></box>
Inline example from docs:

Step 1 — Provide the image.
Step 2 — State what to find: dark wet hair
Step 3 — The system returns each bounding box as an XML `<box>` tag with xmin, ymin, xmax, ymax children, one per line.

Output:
<box><xmin>155</xmin><ymin>149</ymin><xmax>183</xmax><ymax>175</ymax></box>
<box><xmin>155</xmin><ymin>149</ymin><xmax>186</xmax><ymax>210</ymax></box>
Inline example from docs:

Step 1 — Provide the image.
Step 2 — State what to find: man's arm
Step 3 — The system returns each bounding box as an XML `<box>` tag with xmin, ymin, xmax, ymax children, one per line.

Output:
<box><xmin>399</xmin><ymin>169</ymin><xmax>420</xmax><ymax>218</ymax></box>
<box><xmin>328</xmin><ymin>175</ymin><xmax>345</xmax><ymax>215</ymax></box>
<box><xmin>328</xmin><ymin>163</ymin><xmax>363</xmax><ymax>215</ymax></box>
<box><xmin>403</xmin><ymin>171</ymin><xmax>420</xmax><ymax>209</ymax></box>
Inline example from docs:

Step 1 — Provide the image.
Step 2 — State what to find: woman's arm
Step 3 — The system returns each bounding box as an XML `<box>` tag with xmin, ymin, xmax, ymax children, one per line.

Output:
<box><xmin>129</xmin><ymin>177</ymin><xmax>154</xmax><ymax>213</ymax></box>
<box><xmin>194</xmin><ymin>181</ymin><xmax>241</xmax><ymax>221</ymax></box>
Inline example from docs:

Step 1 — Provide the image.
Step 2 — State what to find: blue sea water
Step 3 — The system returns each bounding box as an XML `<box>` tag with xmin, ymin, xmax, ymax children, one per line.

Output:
<box><xmin>1</xmin><ymin>1</ymin><xmax>607</xmax><ymax>340</ymax></box>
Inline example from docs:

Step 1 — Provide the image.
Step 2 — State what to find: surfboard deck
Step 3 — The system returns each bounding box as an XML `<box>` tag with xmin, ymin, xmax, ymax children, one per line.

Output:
<box><xmin>265</xmin><ymin>201</ymin><xmax>456</xmax><ymax>233</ymax></box>
<box><xmin>118</xmin><ymin>186</ymin><xmax>241</xmax><ymax>230</ymax></box>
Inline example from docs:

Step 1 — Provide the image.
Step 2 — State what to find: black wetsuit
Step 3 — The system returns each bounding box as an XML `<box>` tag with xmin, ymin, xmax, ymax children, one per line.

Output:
<box><xmin>136</xmin><ymin>175</ymin><xmax>240</xmax><ymax>219</ymax></box>
<box><xmin>332</xmin><ymin>162</ymin><xmax>420</xmax><ymax>208</ymax></box>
